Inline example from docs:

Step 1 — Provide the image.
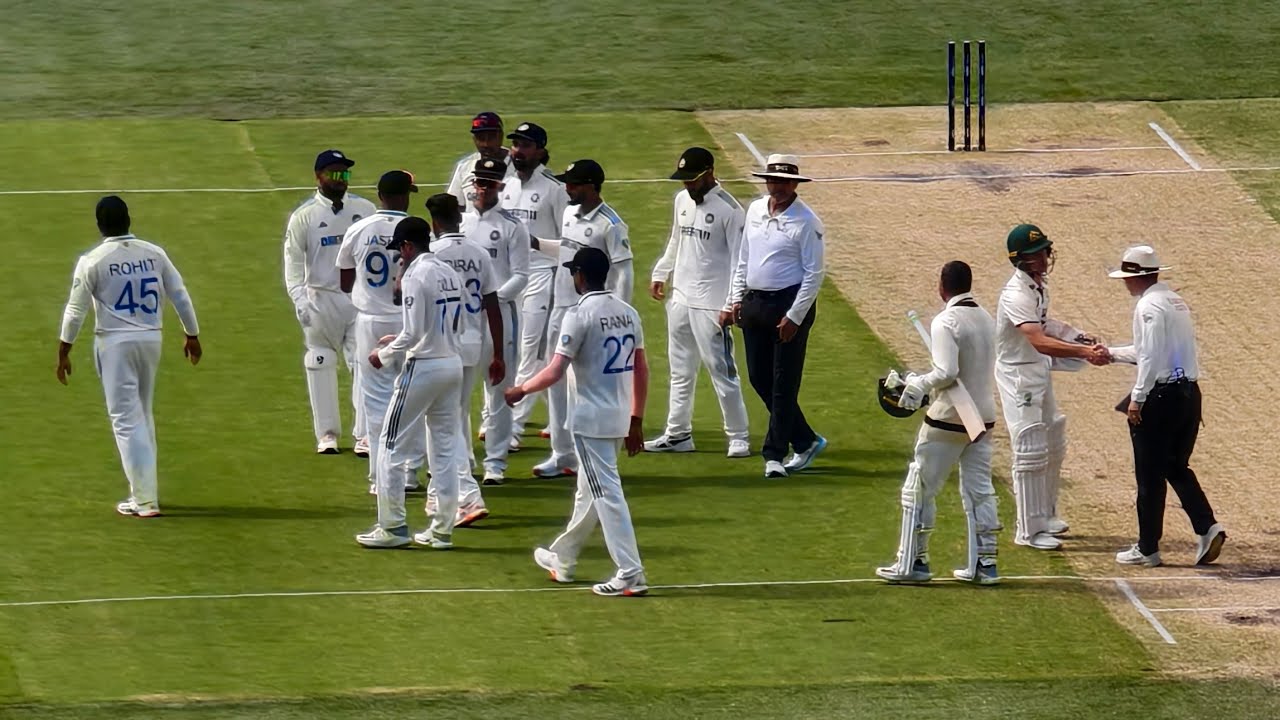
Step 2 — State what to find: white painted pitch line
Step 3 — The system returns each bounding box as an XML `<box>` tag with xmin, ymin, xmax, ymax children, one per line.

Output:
<box><xmin>1149</xmin><ymin>122</ymin><xmax>1202</xmax><ymax>170</ymax></box>
<box><xmin>1115</xmin><ymin>579</ymin><xmax>1177</xmax><ymax>645</ymax></box>
<box><xmin>1149</xmin><ymin>606</ymin><xmax>1280</xmax><ymax>614</ymax></box>
<box><xmin>796</xmin><ymin>145</ymin><xmax>1168</xmax><ymax>159</ymax></box>
<box><xmin>1</xmin><ymin>572</ymin><xmax>1275</xmax><ymax>609</ymax></box>
<box><xmin>735</xmin><ymin>131</ymin><xmax>767</xmax><ymax>166</ymax></box>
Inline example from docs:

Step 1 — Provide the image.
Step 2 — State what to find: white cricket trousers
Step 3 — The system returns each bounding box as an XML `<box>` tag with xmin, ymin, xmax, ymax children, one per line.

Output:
<box><xmin>541</xmin><ymin>305</ymin><xmax>577</xmax><ymax>464</ymax></box>
<box><xmin>662</xmin><ymin>300</ymin><xmax>750</xmax><ymax>442</ymax></box>
<box><xmin>428</xmin><ymin>362</ymin><xmax>485</xmax><ymax>510</ymax></box>
<box><xmin>995</xmin><ymin>361</ymin><xmax>1065</xmax><ymax>543</ymax></box>
<box><xmin>511</xmin><ymin>268</ymin><xmax>555</xmax><ymax>436</ymax></box>
<box><xmin>94</xmin><ymin>335</ymin><xmax>163</xmax><ymax>507</ymax></box>
<box><xmin>481</xmin><ymin>301</ymin><xmax>519</xmax><ymax>472</ymax></box>
<box><xmin>548</xmin><ymin>434</ymin><xmax>644</xmax><ymax>579</ymax></box>
<box><xmin>376</xmin><ymin>356</ymin><xmax>462</xmax><ymax>537</ymax></box>
<box><xmin>357</xmin><ymin>313</ymin><xmax>423</xmax><ymax>486</ymax></box>
<box><xmin>300</xmin><ymin>288</ymin><xmax>364</xmax><ymax>444</ymax></box>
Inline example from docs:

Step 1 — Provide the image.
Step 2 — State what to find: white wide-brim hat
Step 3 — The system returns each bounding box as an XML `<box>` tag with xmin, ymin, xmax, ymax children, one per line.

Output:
<box><xmin>1108</xmin><ymin>245</ymin><xmax>1173</xmax><ymax>278</ymax></box>
<box><xmin>751</xmin><ymin>153</ymin><xmax>812</xmax><ymax>182</ymax></box>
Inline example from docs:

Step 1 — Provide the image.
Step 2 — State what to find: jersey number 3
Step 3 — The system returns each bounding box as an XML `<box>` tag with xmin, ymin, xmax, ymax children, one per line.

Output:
<box><xmin>603</xmin><ymin>334</ymin><xmax>636</xmax><ymax>374</ymax></box>
<box><xmin>113</xmin><ymin>277</ymin><xmax>160</xmax><ymax>316</ymax></box>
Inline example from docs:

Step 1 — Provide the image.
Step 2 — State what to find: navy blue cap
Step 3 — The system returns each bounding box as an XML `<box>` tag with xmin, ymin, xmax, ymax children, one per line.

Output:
<box><xmin>506</xmin><ymin>122</ymin><xmax>548</xmax><ymax>148</ymax></box>
<box><xmin>556</xmin><ymin>159</ymin><xmax>605</xmax><ymax>185</ymax></box>
<box><xmin>315</xmin><ymin>149</ymin><xmax>355</xmax><ymax>172</ymax></box>
<box><xmin>470</xmin><ymin>112</ymin><xmax>503</xmax><ymax>134</ymax></box>
<box><xmin>563</xmin><ymin>247</ymin><xmax>611</xmax><ymax>279</ymax></box>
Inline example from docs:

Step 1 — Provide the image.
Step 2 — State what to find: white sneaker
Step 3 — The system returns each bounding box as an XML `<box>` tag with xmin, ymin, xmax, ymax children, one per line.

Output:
<box><xmin>592</xmin><ymin>572</ymin><xmax>648</xmax><ymax>597</ymax></box>
<box><xmin>643</xmin><ymin>434</ymin><xmax>695</xmax><ymax>453</ymax></box>
<box><xmin>1195</xmin><ymin>523</ymin><xmax>1227</xmax><ymax>565</ymax></box>
<box><xmin>1115</xmin><ymin>544</ymin><xmax>1161</xmax><ymax>567</ymax></box>
<box><xmin>509</xmin><ymin>436</ymin><xmax>522</xmax><ymax>453</ymax></box>
<box><xmin>1015</xmin><ymin>532</ymin><xmax>1062</xmax><ymax>550</ymax></box>
<box><xmin>953</xmin><ymin>561</ymin><xmax>1000</xmax><ymax>585</ymax></box>
<box><xmin>875</xmin><ymin>558</ymin><xmax>932</xmax><ymax>583</ymax></box>
<box><xmin>1047</xmin><ymin>517</ymin><xmax>1070</xmax><ymax>536</ymax></box>
<box><xmin>116</xmin><ymin>500</ymin><xmax>161</xmax><ymax>518</ymax></box>
<box><xmin>534</xmin><ymin>547</ymin><xmax>575</xmax><ymax>583</ymax></box>
<box><xmin>783</xmin><ymin>435</ymin><xmax>827</xmax><ymax>471</ymax></box>
<box><xmin>353</xmin><ymin>437</ymin><xmax>370</xmax><ymax>458</ymax></box>
<box><xmin>726</xmin><ymin>439</ymin><xmax>750</xmax><ymax>458</ymax></box>
<box><xmin>317</xmin><ymin>433</ymin><xmax>340</xmax><ymax>454</ymax></box>
<box><xmin>532</xmin><ymin>457</ymin><xmax>576</xmax><ymax>479</ymax></box>
<box><xmin>764</xmin><ymin>460</ymin><xmax>788</xmax><ymax>478</ymax></box>
<box><xmin>455</xmin><ymin>503</ymin><xmax>490</xmax><ymax>528</ymax></box>
<box><xmin>425</xmin><ymin>494</ymin><xmax>438</xmax><ymax>517</ymax></box>
<box><xmin>482</xmin><ymin>469</ymin><xmax>505</xmax><ymax>486</ymax></box>
<box><xmin>412</xmin><ymin>529</ymin><xmax>453</xmax><ymax>549</ymax></box>
<box><xmin>355</xmin><ymin>525</ymin><xmax>411</xmax><ymax>549</ymax></box>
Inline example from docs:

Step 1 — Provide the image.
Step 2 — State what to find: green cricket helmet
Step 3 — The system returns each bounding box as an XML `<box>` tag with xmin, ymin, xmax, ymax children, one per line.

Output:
<box><xmin>1006</xmin><ymin>223</ymin><xmax>1053</xmax><ymax>267</ymax></box>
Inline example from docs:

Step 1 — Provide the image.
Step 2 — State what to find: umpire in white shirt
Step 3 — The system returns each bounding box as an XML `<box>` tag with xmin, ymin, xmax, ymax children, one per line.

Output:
<box><xmin>647</xmin><ymin>147</ymin><xmax>751</xmax><ymax>458</ymax></box>
<box><xmin>1106</xmin><ymin>246</ymin><xmax>1225</xmax><ymax>568</ymax></box>
<box><xmin>729</xmin><ymin>155</ymin><xmax>826</xmax><ymax>479</ymax></box>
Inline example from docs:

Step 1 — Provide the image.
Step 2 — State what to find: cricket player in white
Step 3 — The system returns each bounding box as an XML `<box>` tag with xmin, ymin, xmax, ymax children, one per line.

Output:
<box><xmin>996</xmin><ymin>224</ymin><xmax>1111</xmax><ymax>550</ymax></box>
<box><xmin>505</xmin><ymin>247</ymin><xmax>649</xmax><ymax>597</ymax></box>
<box><xmin>284</xmin><ymin>149</ymin><xmax>376</xmax><ymax>454</ymax></box>
<box><xmin>423</xmin><ymin>192</ymin><xmax>505</xmax><ymax>527</ymax></box>
<box><xmin>445</xmin><ymin>111</ymin><xmax>516</xmax><ymax>212</ymax></box>
<box><xmin>337</xmin><ymin>170</ymin><xmax>423</xmax><ymax>494</ymax></box>
<box><xmin>646</xmin><ymin>147</ymin><xmax>750</xmax><ymax>457</ymax></box>
<box><xmin>356</xmin><ymin>217</ymin><xmax>465</xmax><ymax>550</ymax></box>
<box><xmin>461</xmin><ymin>156</ymin><xmax>530</xmax><ymax>483</ymax></box>
<box><xmin>875</xmin><ymin>261</ymin><xmax>1001</xmax><ymax>584</ymax></box>
<box><xmin>57</xmin><ymin>196</ymin><xmax>202</xmax><ymax>517</ymax></box>
<box><xmin>502</xmin><ymin>122</ymin><xmax>571</xmax><ymax>447</ymax></box>
<box><xmin>527</xmin><ymin>159</ymin><xmax>634</xmax><ymax>478</ymax></box>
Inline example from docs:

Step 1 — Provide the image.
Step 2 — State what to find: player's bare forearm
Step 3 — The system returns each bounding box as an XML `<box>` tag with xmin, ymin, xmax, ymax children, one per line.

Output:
<box><xmin>521</xmin><ymin>354</ymin><xmax>568</xmax><ymax>395</ymax></box>
<box><xmin>631</xmin><ymin>349</ymin><xmax>649</xmax><ymax>418</ymax></box>
<box><xmin>482</xmin><ymin>293</ymin><xmax>503</xmax><ymax>351</ymax></box>
<box><xmin>56</xmin><ymin>341</ymin><xmax>73</xmax><ymax>385</ymax></box>
<box><xmin>1019</xmin><ymin>323</ymin><xmax>1099</xmax><ymax>359</ymax></box>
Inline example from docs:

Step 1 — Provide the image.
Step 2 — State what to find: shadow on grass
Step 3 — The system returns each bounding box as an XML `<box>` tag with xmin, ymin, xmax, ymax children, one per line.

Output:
<box><xmin>161</xmin><ymin>505</ymin><xmax>366</xmax><ymax>521</ymax></box>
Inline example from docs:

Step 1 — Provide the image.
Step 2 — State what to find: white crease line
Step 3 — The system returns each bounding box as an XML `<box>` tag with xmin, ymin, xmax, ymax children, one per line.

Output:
<box><xmin>1149</xmin><ymin>606</ymin><xmax>1280</xmax><ymax>614</ymax></box>
<box><xmin>1149</xmin><ymin>122</ymin><xmax>1202</xmax><ymax>170</ymax></box>
<box><xmin>1115</xmin><ymin>579</ymin><xmax>1177</xmax><ymax>645</ymax></box>
<box><xmin>1</xmin><ymin>572</ymin><xmax>1274</xmax><ymax>609</ymax></box>
<box><xmin>735</xmin><ymin>132</ymin><xmax>767</xmax><ymax>166</ymax></box>
<box><xmin>796</xmin><ymin>145</ymin><xmax>1168</xmax><ymax>158</ymax></box>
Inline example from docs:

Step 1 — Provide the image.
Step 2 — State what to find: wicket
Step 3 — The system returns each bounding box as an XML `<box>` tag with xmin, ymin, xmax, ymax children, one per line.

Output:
<box><xmin>947</xmin><ymin>40</ymin><xmax>986</xmax><ymax>151</ymax></box>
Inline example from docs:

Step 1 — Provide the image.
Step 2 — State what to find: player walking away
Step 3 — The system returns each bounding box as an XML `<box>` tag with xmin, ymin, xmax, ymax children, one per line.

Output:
<box><xmin>338</xmin><ymin>170</ymin><xmax>424</xmax><ymax>494</ymax></box>
<box><xmin>356</xmin><ymin>217</ymin><xmax>465</xmax><ymax>550</ymax></box>
<box><xmin>875</xmin><ymin>262</ymin><xmax>1001</xmax><ymax>585</ymax></box>
<box><xmin>503</xmin><ymin>122</ymin><xmax>570</xmax><ymax>450</ymax></box>
<box><xmin>284</xmin><ymin>149</ymin><xmax>376</xmax><ymax>455</ymax></box>
<box><xmin>461</xmin><ymin>157</ymin><xmax>530</xmax><ymax>484</ymax></box>
<box><xmin>505</xmin><ymin>248</ymin><xmax>649</xmax><ymax>597</ymax></box>
<box><xmin>729</xmin><ymin>155</ymin><xmax>826</xmax><ymax>479</ymax></box>
<box><xmin>422</xmin><ymin>193</ymin><xmax>505</xmax><ymax>528</ymax></box>
<box><xmin>446</xmin><ymin>112</ymin><xmax>517</xmax><ymax>213</ymax></box>
<box><xmin>995</xmin><ymin>224</ymin><xmax>1111</xmax><ymax>550</ymax></box>
<box><xmin>646</xmin><ymin>147</ymin><xmax>751</xmax><ymax>458</ymax></box>
<box><xmin>1105</xmin><ymin>246</ymin><xmax>1226</xmax><ymax>567</ymax></box>
<box><xmin>57</xmin><ymin>196</ymin><xmax>202</xmax><ymax>517</ymax></box>
<box><xmin>527</xmin><ymin>159</ymin><xmax>634</xmax><ymax>479</ymax></box>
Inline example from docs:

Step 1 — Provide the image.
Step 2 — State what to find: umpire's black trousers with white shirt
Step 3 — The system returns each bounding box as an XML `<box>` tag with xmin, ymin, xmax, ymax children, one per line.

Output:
<box><xmin>740</xmin><ymin>285</ymin><xmax>817</xmax><ymax>462</ymax></box>
<box><xmin>1130</xmin><ymin>380</ymin><xmax>1217</xmax><ymax>555</ymax></box>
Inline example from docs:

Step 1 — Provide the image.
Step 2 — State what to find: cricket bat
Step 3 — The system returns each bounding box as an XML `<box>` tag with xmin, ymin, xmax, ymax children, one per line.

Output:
<box><xmin>907</xmin><ymin>310</ymin><xmax>988</xmax><ymax>442</ymax></box>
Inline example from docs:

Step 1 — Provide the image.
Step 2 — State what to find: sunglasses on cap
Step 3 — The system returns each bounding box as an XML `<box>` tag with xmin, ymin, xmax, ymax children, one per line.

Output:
<box><xmin>324</xmin><ymin>170</ymin><xmax>352</xmax><ymax>182</ymax></box>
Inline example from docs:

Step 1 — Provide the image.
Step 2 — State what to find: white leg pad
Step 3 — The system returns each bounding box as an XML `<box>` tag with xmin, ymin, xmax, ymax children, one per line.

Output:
<box><xmin>1046</xmin><ymin>414</ymin><xmax>1068</xmax><ymax>519</ymax></box>
<box><xmin>893</xmin><ymin>462</ymin><xmax>928</xmax><ymax>568</ymax></box>
<box><xmin>304</xmin><ymin>347</ymin><xmax>340</xmax><ymax>442</ymax></box>
<box><xmin>1011</xmin><ymin>422</ymin><xmax>1050</xmax><ymax>542</ymax></box>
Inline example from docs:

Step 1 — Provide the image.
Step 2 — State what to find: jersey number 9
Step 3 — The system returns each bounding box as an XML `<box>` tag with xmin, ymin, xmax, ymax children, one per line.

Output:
<box><xmin>365</xmin><ymin>251</ymin><xmax>390</xmax><ymax>288</ymax></box>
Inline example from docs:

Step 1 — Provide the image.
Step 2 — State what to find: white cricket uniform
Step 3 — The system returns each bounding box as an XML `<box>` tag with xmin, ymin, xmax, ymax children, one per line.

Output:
<box><xmin>887</xmin><ymin>293</ymin><xmax>1000</xmax><ymax>575</ymax></box>
<box><xmin>462</xmin><ymin>205</ymin><xmax>530</xmax><ymax>470</ymax></box>
<box><xmin>545</xmin><ymin>290</ymin><xmax>645</xmax><ymax>580</ymax></box>
<box><xmin>994</xmin><ymin>269</ymin><xmax>1081</xmax><ymax>543</ymax></box>
<box><xmin>544</xmin><ymin>202</ymin><xmax>634</xmax><ymax>466</ymax></box>
<box><xmin>283</xmin><ymin>190</ymin><xmax>376</xmax><ymax>445</ymax></box>
<box><xmin>650</xmin><ymin>184</ymin><xmax>750</xmax><ymax>443</ymax></box>
<box><xmin>59</xmin><ymin>234</ymin><xmax>200</xmax><ymax>509</ymax></box>
<box><xmin>504</xmin><ymin>165</ymin><xmax>571</xmax><ymax>434</ymax></box>
<box><xmin>427</xmin><ymin>233</ymin><xmax>499</xmax><ymax>509</ymax></box>
<box><xmin>336</xmin><ymin>209</ymin><xmax>421</xmax><ymax>486</ymax></box>
<box><xmin>373</xmin><ymin>253</ymin><xmax>465</xmax><ymax>537</ymax></box>
<box><xmin>446</xmin><ymin>150</ymin><xmax>518</xmax><ymax>212</ymax></box>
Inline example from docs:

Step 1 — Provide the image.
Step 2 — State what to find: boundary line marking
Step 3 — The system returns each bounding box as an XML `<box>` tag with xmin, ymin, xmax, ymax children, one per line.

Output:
<box><xmin>1149</xmin><ymin>122</ymin><xmax>1202</xmax><ymax>170</ymax></box>
<box><xmin>735</xmin><ymin>132</ymin><xmax>767</xmax><ymax>166</ymax></box>
<box><xmin>1</xmin><ymin>572</ymin><xmax>1274</xmax><ymax>609</ymax></box>
<box><xmin>1149</xmin><ymin>606</ymin><xmax>1280</xmax><ymax>614</ymax></box>
<box><xmin>796</xmin><ymin>145</ymin><xmax>1167</xmax><ymax>159</ymax></box>
<box><xmin>1115</xmin><ymin>579</ymin><xmax>1177</xmax><ymax>645</ymax></box>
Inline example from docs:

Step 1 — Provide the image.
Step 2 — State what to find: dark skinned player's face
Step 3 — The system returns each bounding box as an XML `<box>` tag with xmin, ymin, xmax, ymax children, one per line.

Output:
<box><xmin>472</xmin><ymin>130</ymin><xmax>503</xmax><ymax>153</ymax></box>
<box><xmin>510</xmin><ymin>137</ymin><xmax>540</xmax><ymax>173</ymax></box>
<box><xmin>316</xmin><ymin>163</ymin><xmax>350</xmax><ymax>198</ymax></box>
<box><xmin>684</xmin><ymin>171</ymin><xmax>715</xmax><ymax>204</ymax></box>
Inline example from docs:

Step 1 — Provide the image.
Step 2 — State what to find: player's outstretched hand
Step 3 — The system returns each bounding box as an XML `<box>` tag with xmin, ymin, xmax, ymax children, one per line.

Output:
<box><xmin>1127</xmin><ymin>399</ymin><xmax>1143</xmax><ymax>426</ymax></box>
<box><xmin>1087</xmin><ymin>344</ymin><xmax>1112</xmax><ymax>366</ymax></box>
<box><xmin>488</xmin><ymin>357</ymin><xmax>506</xmax><ymax>386</ymax></box>
<box><xmin>56</xmin><ymin>354</ymin><xmax>72</xmax><ymax>385</ymax></box>
<box><xmin>625</xmin><ymin>417</ymin><xmax>644</xmax><ymax>457</ymax></box>
<box><xmin>504</xmin><ymin>386</ymin><xmax>526</xmax><ymax>407</ymax></box>
<box><xmin>184</xmin><ymin>335</ymin><xmax>202</xmax><ymax>365</ymax></box>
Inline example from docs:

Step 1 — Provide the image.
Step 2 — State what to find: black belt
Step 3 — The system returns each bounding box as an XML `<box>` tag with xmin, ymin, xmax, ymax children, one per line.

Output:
<box><xmin>744</xmin><ymin>284</ymin><xmax>800</xmax><ymax>300</ymax></box>
<box><xmin>925</xmin><ymin>416</ymin><xmax>996</xmax><ymax>434</ymax></box>
<box><xmin>1156</xmin><ymin>377</ymin><xmax>1196</xmax><ymax>386</ymax></box>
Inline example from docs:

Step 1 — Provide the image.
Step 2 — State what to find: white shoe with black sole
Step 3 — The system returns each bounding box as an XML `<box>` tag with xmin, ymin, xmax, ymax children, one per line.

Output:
<box><xmin>643</xmin><ymin>434</ymin><xmax>695</xmax><ymax>453</ymax></box>
<box><xmin>764</xmin><ymin>460</ymin><xmax>788</xmax><ymax>478</ymax></box>
<box><xmin>1195</xmin><ymin>523</ymin><xmax>1226</xmax><ymax>565</ymax></box>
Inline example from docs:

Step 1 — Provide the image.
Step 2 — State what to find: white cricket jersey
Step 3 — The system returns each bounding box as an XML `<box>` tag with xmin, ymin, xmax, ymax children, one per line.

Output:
<box><xmin>59</xmin><ymin>234</ymin><xmax>200</xmax><ymax>344</ymax></box>
<box><xmin>336</xmin><ymin>210</ymin><xmax>407</xmax><ymax>317</ymax></box>
<box><xmin>377</xmin><ymin>254</ymin><xmax>463</xmax><ymax>363</ymax></box>
<box><xmin>995</xmin><ymin>269</ymin><xmax>1052</xmax><ymax>368</ymax></box>
<box><xmin>555</xmin><ymin>290</ymin><xmax>645</xmax><ymax>439</ymax></box>
<box><xmin>433</xmin><ymin>232</ymin><xmax>499</xmax><ymax>367</ymax></box>
<box><xmin>554</xmin><ymin>202</ymin><xmax>633</xmax><ymax>308</ymax></box>
<box><xmin>501</xmin><ymin>164</ymin><xmax>570</xmax><ymax>271</ymax></box>
<box><xmin>445</xmin><ymin>149</ymin><xmax>518</xmax><ymax>213</ymax></box>
<box><xmin>651</xmin><ymin>184</ymin><xmax>745</xmax><ymax>311</ymax></box>
<box><xmin>461</xmin><ymin>204</ymin><xmax>530</xmax><ymax>303</ymax></box>
<box><xmin>731</xmin><ymin>196</ymin><xmax>826</xmax><ymax>324</ymax></box>
<box><xmin>283</xmin><ymin>190</ymin><xmax>376</xmax><ymax>301</ymax></box>
<box><xmin>1108</xmin><ymin>282</ymin><xmax>1199</xmax><ymax>403</ymax></box>
<box><xmin>915</xmin><ymin>293</ymin><xmax>998</xmax><ymax>426</ymax></box>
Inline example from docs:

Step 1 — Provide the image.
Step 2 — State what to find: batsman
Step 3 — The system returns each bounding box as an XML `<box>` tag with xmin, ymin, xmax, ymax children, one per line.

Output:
<box><xmin>876</xmin><ymin>261</ymin><xmax>1001</xmax><ymax>584</ymax></box>
<box><xmin>996</xmin><ymin>224</ymin><xmax>1110</xmax><ymax>550</ymax></box>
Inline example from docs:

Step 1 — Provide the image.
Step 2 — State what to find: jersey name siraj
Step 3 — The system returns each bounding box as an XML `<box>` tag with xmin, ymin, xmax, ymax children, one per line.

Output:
<box><xmin>599</xmin><ymin>314</ymin><xmax>635</xmax><ymax>332</ymax></box>
<box><xmin>109</xmin><ymin>259</ymin><xmax>158</xmax><ymax>276</ymax></box>
<box><xmin>440</xmin><ymin>257</ymin><xmax>482</xmax><ymax>274</ymax></box>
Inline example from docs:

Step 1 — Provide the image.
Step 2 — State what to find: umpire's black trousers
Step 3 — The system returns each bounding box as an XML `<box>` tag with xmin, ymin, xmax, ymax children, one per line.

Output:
<box><xmin>1130</xmin><ymin>381</ymin><xmax>1217</xmax><ymax>556</ymax></box>
<box><xmin>740</xmin><ymin>285</ymin><xmax>817</xmax><ymax>463</ymax></box>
